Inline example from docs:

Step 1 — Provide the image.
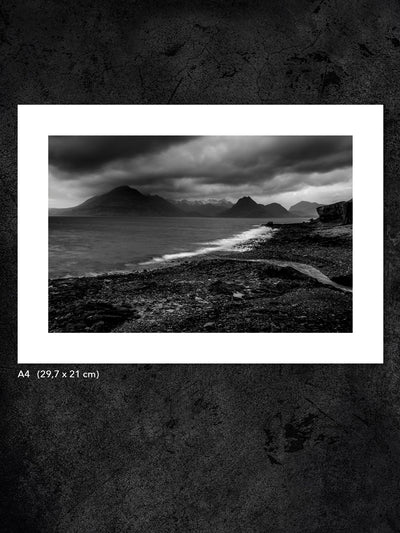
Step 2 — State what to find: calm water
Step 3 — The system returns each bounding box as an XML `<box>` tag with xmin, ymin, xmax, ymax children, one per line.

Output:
<box><xmin>49</xmin><ymin>216</ymin><xmax>306</xmax><ymax>278</ymax></box>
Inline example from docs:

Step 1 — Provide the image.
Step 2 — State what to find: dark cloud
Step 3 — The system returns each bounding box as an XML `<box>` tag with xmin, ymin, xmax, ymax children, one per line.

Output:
<box><xmin>131</xmin><ymin>136</ymin><xmax>351</xmax><ymax>186</ymax></box>
<box><xmin>49</xmin><ymin>136</ymin><xmax>199</xmax><ymax>173</ymax></box>
<box><xmin>49</xmin><ymin>136</ymin><xmax>352</xmax><ymax>208</ymax></box>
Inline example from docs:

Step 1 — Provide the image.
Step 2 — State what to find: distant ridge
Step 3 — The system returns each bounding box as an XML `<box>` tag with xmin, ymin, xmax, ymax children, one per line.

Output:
<box><xmin>219</xmin><ymin>196</ymin><xmax>291</xmax><ymax>218</ymax></box>
<box><xmin>289</xmin><ymin>201</ymin><xmax>323</xmax><ymax>217</ymax></box>
<box><xmin>173</xmin><ymin>199</ymin><xmax>233</xmax><ymax>217</ymax></box>
<box><xmin>49</xmin><ymin>186</ymin><xmax>185</xmax><ymax>217</ymax></box>
<box><xmin>49</xmin><ymin>188</ymin><xmax>325</xmax><ymax>219</ymax></box>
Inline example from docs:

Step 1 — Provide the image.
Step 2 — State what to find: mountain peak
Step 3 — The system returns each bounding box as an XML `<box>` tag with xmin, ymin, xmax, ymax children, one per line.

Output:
<box><xmin>236</xmin><ymin>196</ymin><xmax>257</xmax><ymax>206</ymax></box>
<box><xmin>289</xmin><ymin>200</ymin><xmax>323</xmax><ymax>217</ymax></box>
<box><xmin>108</xmin><ymin>185</ymin><xmax>143</xmax><ymax>195</ymax></box>
<box><xmin>112</xmin><ymin>185</ymin><xmax>132</xmax><ymax>192</ymax></box>
<box><xmin>219</xmin><ymin>196</ymin><xmax>291</xmax><ymax>218</ymax></box>
<box><xmin>104</xmin><ymin>186</ymin><xmax>145</xmax><ymax>199</ymax></box>
<box><xmin>51</xmin><ymin>186</ymin><xmax>184</xmax><ymax>217</ymax></box>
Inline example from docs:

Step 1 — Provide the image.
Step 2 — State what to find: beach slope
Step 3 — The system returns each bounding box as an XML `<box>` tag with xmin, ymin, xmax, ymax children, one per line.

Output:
<box><xmin>49</xmin><ymin>222</ymin><xmax>352</xmax><ymax>333</ymax></box>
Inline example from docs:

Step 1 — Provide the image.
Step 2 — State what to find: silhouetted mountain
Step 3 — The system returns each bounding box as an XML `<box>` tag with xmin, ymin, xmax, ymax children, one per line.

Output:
<box><xmin>219</xmin><ymin>196</ymin><xmax>291</xmax><ymax>218</ymax></box>
<box><xmin>289</xmin><ymin>201</ymin><xmax>323</xmax><ymax>217</ymax></box>
<box><xmin>49</xmin><ymin>186</ymin><xmax>185</xmax><ymax>217</ymax></box>
<box><xmin>174</xmin><ymin>199</ymin><xmax>233</xmax><ymax>217</ymax></box>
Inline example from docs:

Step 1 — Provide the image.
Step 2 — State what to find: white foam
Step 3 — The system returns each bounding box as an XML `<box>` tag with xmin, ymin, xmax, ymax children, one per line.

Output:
<box><xmin>142</xmin><ymin>225</ymin><xmax>274</xmax><ymax>265</ymax></box>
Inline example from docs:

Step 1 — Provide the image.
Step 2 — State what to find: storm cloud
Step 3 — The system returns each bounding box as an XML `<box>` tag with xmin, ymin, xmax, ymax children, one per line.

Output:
<box><xmin>49</xmin><ymin>136</ymin><xmax>352</xmax><ymax>208</ymax></box>
<box><xmin>49</xmin><ymin>136</ymin><xmax>199</xmax><ymax>173</ymax></box>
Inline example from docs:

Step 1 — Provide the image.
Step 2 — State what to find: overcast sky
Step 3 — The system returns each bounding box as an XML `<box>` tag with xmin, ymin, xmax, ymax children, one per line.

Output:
<box><xmin>49</xmin><ymin>136</ymin><xmax>352</xmax><ymax>208</ymax></box>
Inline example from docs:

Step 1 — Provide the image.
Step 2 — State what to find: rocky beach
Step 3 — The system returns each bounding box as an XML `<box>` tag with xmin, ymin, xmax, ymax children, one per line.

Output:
<box><xmin>49</xmin><ymin>220</ymin><xmax>352</xmax><ymax>333</ymax></box>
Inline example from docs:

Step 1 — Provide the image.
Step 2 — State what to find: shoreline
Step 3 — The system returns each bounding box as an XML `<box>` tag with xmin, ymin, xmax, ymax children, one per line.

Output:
<box><xmin>49</xmin><ymin>221</ymin><xmax>352</xmax><ymax>333</ymax></box>
<box><xmin>49</xmin><ymin>223</ymin><xmax>278</xmax><ymax>282</ymax></box>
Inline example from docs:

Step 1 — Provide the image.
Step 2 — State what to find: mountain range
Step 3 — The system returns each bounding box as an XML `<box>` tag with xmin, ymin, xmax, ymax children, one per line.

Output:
<box><xmin>49</xmin><ymin>186</ymin><xmax>327</xmax><ymax>219</ymax></box>
<box><xmin>173</xmin><ymin>199</ymin><xmax>233</xmax><ymax>217</ymax></box>
<box><xmin>218</xmin><ymin>196</ymin><xmax>292</xmax><ymax>218</ymax></box>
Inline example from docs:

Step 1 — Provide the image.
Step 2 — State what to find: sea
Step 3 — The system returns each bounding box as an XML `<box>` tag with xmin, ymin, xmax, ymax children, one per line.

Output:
<box><xmin>49</xmin><ymin>216</ymin><xmax>307</xmax><ymax>278</ymax></box>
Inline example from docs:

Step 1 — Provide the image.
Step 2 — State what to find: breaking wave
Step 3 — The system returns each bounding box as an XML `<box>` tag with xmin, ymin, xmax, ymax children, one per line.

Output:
<box><xmin>142</xmin><ymin>225</ymin><xmax>274</xmax><ymax>265</ymax></box>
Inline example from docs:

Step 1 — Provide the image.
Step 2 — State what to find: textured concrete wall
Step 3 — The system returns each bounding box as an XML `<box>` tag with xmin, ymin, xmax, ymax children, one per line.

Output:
<box><xmin>1</xmin><ymin>1</ymin><xmax>399</xmax><ymax>531</ymax></box>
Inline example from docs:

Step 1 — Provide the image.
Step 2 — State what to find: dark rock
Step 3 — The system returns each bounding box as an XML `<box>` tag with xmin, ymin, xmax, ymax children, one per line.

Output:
<box><xmin>317</xmin><ymin>199</ymin><xmax>352</xmax><ymax>224</ymax></box>
<box><xmin>49</xmin><ymin>300</ymin><xmax>138</xmax><ymax>332</ymax></box>
<box><xmin>331</xmin><ymin>274</ymin><xmax>353</xmax><ymax>288</ymax></box>
<box><xmin>343</xmin><ymin>199</ymin><xmax>353</xmax><ymax>224</ymax></box>
<box><xmin>92</xmin><ymin>320</ymin><xmax>106</xmax><ymax>332</ymax></box>
<box><xmin>250</xmin><ymin>308</ymin><xmax>270</xmax><ymax>314</ymax></box>
<box><xmin>208</xmin><ymin>280</ymin><xmax>233</xmax><ymax>295</ymax></box>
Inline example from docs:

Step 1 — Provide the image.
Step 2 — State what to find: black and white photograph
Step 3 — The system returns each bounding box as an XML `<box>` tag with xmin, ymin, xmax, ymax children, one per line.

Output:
<box><xmin>4</xmin><ymin>0</ymin><xmax>395</xmax><ymax>527</ymax></box>
<box><xmin>49</xmin><ymin>135</ymin><xmax>353</xmax><ymax>333</ymax></box>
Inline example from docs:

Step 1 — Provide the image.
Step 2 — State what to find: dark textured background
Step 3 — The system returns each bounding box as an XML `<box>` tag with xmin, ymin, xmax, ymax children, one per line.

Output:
<box><xmin>1</xmin><ymin>1</ymin><xmax>398</xmax><ymax>531</ymax></box>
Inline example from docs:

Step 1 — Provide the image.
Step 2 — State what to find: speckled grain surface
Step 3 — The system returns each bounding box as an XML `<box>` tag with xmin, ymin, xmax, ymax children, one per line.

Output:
<box><xmin>1</xmin><ymin>1</ymin><xmax>399</xmax><ymax>531</ymax></box>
